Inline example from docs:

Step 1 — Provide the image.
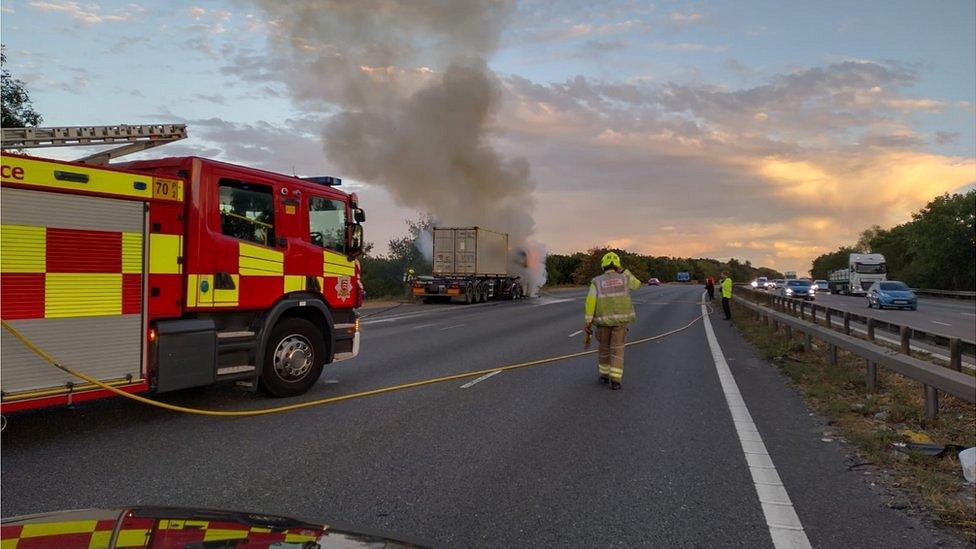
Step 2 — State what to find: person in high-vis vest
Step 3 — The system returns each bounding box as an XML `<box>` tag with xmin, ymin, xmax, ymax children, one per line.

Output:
<box><xmin>584</xmin><ymin>252</ymin><xmax>642</xmax><ymax>390</ymax></box>
<box><xmin>720</xmin><ymin>271</ymin><xmax>733</xmax><ymax>320</ymax></box>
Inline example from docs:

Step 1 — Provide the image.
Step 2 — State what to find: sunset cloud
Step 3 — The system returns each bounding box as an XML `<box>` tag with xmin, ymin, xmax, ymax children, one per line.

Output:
<box><xmin>495</xmin><ymin>61</ymin><xmax>975</xmax><ymax>272</ymax></box>
<box><xmin>28</xmin><ymin>1</ymin><xmax>144</xmax><ymax>24</ymax></box>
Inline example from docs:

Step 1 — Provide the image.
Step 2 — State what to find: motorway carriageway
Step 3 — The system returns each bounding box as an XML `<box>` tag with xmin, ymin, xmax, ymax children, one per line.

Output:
<box><xmin>1</xmin><ymin>285</ymin><xmax>968</xmax><ymax>548</ymax></box>
<box><xmin>751</xmin><ymin>289</ymin><xmax>976</xmax><ymax>366</ymax></box>
<box><xmin>777</xmin><ymin>290</ymin><xmax>976</xmax><ymax>341</ymax></box>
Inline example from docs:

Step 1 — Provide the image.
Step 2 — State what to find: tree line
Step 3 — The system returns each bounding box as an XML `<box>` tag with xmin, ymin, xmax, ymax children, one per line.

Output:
<box><xmin>809</xmin><ymin>190</ymin><xmax>975</xmax><ymax>290</ymax></box>
<box><xmin>545</xmin><ymin>249</ymin><xmax>781</xmax><ymax>287</ymax></box>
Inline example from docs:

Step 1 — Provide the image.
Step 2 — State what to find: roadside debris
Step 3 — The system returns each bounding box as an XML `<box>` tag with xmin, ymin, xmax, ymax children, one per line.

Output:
<box><xmin>960</xmin><ymin>448</ymin><xmax>976</xmax><ymax>483</ymax></box>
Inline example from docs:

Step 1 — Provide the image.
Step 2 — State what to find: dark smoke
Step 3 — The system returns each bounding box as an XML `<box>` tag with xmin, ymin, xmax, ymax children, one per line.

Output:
<box><xmin>250</xmin><ymin>0</ymin><xmax>546</xmax><ymax>292</ymax></box>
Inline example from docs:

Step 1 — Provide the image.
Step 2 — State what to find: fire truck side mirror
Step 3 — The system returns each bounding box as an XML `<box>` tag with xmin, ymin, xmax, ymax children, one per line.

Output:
<box><xmin>354</xmin><ymin>208</ymin><xmax>366</xmax><ymax>223</ymax></box>
<box><xmin>346</xmin><ymin>222</ymin><xmax>364</xmax><ymax>260</ymax></box>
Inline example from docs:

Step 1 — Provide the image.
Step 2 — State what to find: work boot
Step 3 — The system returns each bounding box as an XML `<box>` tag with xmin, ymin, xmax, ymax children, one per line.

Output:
<box><xmin>610</xmin><ymin>381</ymin><xmax>621</xmax><ymax>390</ymax></box>
<box><xmin>599</xmin><ymin>375</ymin><xmax>609</xmax><ymax>384</ymax></box>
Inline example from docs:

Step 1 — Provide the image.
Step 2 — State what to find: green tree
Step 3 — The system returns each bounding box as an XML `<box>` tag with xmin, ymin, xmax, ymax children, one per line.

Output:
<box><xmin>1</xmin><ymin>46</ymin><xmax>43</xmax><ymax>128</ymax></box>
<box><xmin>810</xmin><ymin>190</ymin><xmax>975</xmax><ymax>290</ymax></box>
<box><xmin>856</xmin><ymin>225</ymin><xmax>882</xmax><ymax>252</ymax></box>
<box><xmin>545</xmin><ymin>253</ymin><xmax>584</xmax><ymax>286</ymax></box>
<box><xmin>360</xmin><ymin>215</ymin><xmax>433</xmax><ymax>299</ymax></box>
<box><xmin>903</xmin><ymin>191</ymin><xmax>975</xmax><ymax>290</ymax></box>
<box><xmin>810</xmin><ymin>246</ymin><xmax>858</xmax><ymax>280</ymax></box>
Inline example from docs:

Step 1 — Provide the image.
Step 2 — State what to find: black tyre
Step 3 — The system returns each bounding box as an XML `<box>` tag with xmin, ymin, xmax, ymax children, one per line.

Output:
<box><xmin>261</xmin><ymin>318</ymin><xmax>327</xmax><ymax>397</ymax></box>
<box><xmin>465</xmin><ymin>286</ymin><xmax>474</xmax><ymax>304</ymax></box>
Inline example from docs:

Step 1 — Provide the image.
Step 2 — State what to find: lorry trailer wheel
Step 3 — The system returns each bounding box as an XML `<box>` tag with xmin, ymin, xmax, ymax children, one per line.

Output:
<box><xmin>261</xmin><ymin>318</ymin><xmax>327</xmax><ymax>397</ymax></box>
<box><xmin>465</xmin><ymin>286</ymin><xmax>474</xmax><ymax>304</ymax></box>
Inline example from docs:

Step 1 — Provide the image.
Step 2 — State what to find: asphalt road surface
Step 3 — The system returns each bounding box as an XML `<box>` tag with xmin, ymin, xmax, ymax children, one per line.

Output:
<box><xmin>1</xmin><ymin>285</ymin><xmax>967</xmax><ymax>547</ymax></box>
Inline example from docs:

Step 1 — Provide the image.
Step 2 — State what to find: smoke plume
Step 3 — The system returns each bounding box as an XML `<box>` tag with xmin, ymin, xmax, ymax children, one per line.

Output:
<box><xmin>250</xmin><ymin>0</ymin><xmax>546</xmax><ymax>293</ymax></box>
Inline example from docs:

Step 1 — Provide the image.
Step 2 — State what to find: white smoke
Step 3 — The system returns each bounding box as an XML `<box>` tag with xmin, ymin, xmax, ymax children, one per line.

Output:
<box><xmin>250</xmin><ymin>0</ymin><xmax>547</xmax><ymax>294</ymax></box>
<box><xmin>415</xmin><ymin>227</ymin><xmax>433</xmax><ymax>264</ymax></box>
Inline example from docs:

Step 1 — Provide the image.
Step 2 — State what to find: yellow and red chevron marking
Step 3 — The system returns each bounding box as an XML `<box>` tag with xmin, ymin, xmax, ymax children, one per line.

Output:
<box><xmin>0</xmin><ymin>517</ymin><xmax>120</xmax><ymax>549</ymax></box>
<box><xmin>1</xmin><ymin>154</ymin><xmax>183</xmax><ymax>203</ymax></box>
<box><xmin>0</xmin><ymin>224</ymin><xmax>143</xmax><ymax>320</ymax></box>
<box><xmin>0</xmin><ymin>516</ymin><xmax>323</xmax><ymax>548</ymax></box>
<box><xmin>186</xmin><ymin>244</ymin><xmax>359</xmax><ymax>310</ymax></box>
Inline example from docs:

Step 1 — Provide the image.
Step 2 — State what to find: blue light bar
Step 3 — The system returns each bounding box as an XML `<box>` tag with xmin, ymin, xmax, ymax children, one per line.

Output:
<box><xmin>303</xmin><ymin>176</ymin><xmax>342</xmax><ymax>186</ymax></box>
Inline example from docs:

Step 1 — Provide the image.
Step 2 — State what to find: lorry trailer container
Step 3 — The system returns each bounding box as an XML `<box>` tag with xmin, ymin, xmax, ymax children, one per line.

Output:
<box><xmin>413</xmin><ymin>227</ymin><xmax>524</xmax><ymax>303</ymax></box>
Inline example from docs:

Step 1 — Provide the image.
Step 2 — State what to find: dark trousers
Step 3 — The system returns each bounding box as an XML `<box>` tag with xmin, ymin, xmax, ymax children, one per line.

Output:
<box><xmin>706</xmin><ymin>286</ymin><xmax>714</xmax><ymax>300</ymax></box>
<box><xmin>722</xmin><ymin>297</ymin><xmax>731</xmax><ymax>319</ymax></box>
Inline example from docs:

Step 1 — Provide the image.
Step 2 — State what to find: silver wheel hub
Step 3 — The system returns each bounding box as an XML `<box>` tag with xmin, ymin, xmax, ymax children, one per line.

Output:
<box><xmin>273</xmin><ymin>334</ymin><xmax>313</xmax><ymax>380</ymax></box>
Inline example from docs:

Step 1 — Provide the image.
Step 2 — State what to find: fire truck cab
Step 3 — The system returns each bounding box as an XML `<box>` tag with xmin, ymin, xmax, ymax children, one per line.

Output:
<box><xmin>0</xmin><ymin>125</ymin><xmax>365</xmax><ymax>412</ymax></box>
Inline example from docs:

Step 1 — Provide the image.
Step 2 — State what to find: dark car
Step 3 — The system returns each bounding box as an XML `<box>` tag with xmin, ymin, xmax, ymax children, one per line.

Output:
<box><xmin>867</xmin><ymin>281</ymin><xmax>917</xmax><ymax>310</ymax></box>
<box><xmin>780</xmin><ymin>279</ymin><xmax>816</xmax><ymax>300</ymax></box>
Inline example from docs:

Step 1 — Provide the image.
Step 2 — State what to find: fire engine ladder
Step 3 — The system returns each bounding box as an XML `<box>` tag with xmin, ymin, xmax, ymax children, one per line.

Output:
<box><xmin>0</xmin><ymin>124</ymin><xmax>187</xmax><ymax>165</ymax></box>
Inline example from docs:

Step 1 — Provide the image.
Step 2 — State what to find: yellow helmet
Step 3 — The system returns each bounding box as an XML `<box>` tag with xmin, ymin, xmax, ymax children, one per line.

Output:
<box><xmin>601</xmin><ymin>252</ymin><xmax>621</xmax><ymax>269</ymax></box>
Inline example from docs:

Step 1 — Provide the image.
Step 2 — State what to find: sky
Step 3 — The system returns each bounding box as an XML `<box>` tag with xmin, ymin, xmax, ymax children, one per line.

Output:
<box><xmin>2</xmin><ymin>0</ymin><xmax>974</xmax><ymax>274</ymax></box>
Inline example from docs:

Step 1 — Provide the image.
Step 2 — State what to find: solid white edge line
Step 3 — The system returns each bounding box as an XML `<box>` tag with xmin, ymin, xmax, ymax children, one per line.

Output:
<box><xmin>701</xmin><ymin>293</ymin><xmax>812</xmax><ymax>549</ymax></box>
<box><xmin>931</xmin><ymin>321</ymin><xmax>952</xmax><ymax>326</ymax></box>
<box><xmin>459</xmin><ymin>370</ymin><xmax>502</xmax><ymax>389</ymax></box>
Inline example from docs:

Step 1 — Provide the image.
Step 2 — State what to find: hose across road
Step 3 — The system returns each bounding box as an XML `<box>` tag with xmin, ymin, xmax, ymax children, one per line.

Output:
<box><xmin>1</xmin><ymin>304</ymin><xmax>710</xmax><ymax>418</ymax></box>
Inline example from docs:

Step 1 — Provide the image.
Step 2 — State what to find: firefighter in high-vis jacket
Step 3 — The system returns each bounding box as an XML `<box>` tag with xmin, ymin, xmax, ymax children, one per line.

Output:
<box><xmin>584</xmin><ymin>252</ymin><xmax>642</xmax><ymax>390</ymax></box>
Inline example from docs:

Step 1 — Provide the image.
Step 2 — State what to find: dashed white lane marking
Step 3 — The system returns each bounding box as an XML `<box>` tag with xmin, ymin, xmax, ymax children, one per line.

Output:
<box><xmin>532</xmin><ymin>298</ymin><xmax>575</xmax><ymax>307</ymax></box>
<box><xmin>411</xmin><ymin>323</ymin><xmax>439</xmax><ymax>329</ymax></box>
<box><xmin>439</xmin><ymin>324</ymin><xmax>465</xmax><ymax>331</ymax></box>
<box><xmin>701</xmin><ymin>295</ymin><xmax>811</xmax><ymax>549</ymax></box>
<box><xmin>931</xmin><ymin>320</ymin><xmax>952</xmax><ymax>326</ymax></box>
<box><xmin>362</xmin><ymin>311</ymin><xmax>433</xmax><ymax>325</ymax></box>
<box><xmin>459</xmin><ymin>370</ymin><xmax>501</xmax><ymax>389</ymax></box>
<box><xmin>568</xmin><ymin>330</ymin><xmax>583</xmax><ymax>337</ymax></box>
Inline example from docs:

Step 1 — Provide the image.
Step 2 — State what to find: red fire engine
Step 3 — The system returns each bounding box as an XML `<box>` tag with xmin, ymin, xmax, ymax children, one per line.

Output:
<box><xmin>0</xmin><ymin>125</ymin><xmax>365</xmax><ymax>412</ymax></box>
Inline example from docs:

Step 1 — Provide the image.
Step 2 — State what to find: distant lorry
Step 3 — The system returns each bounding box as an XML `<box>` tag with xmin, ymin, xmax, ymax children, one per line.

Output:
<box><xmin>828</xmin><ymin>253</ymin><xmax>887</xmax><ymax>296</ymax></box>
<box><xmin>784</xmin><ymin>271</ymin><xmax>797</xmax><ymax>280</ymax></box>
<box><xmin>412</xmin><ymin>227</ymin><xmax>524</xmax><ymax>303</ymax></box>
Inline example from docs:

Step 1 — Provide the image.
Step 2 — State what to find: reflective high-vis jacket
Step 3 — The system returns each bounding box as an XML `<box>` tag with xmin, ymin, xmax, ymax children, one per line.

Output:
<box><xmin>721</xmin><ymin>277</ymin><xmax>733</xmax><ymax>298</ymax></box>
<box><xmin>584</xmin><ymin>269</ymin><xmax>642</xmax><ymax>326</ymax></box>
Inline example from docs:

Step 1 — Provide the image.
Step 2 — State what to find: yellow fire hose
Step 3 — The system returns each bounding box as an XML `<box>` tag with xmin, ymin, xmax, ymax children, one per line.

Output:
<box><xmin>1</xmin><ymin>307</ymin><xmax>708</xmax><ymax>418</ymax></box>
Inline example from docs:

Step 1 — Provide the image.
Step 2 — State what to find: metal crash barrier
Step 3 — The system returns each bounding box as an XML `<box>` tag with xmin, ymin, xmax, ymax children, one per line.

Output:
<box><xmin>733</xmin><ymin>294</ymin><xmax>976</xmax><ymax>422</ymax></box>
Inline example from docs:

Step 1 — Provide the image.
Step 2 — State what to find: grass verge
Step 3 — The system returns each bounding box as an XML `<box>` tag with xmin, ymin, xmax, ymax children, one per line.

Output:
<box><xmin>731</xmin><ymin>301</ymin><xmax>976</xmax><ymax>542</ymax></box>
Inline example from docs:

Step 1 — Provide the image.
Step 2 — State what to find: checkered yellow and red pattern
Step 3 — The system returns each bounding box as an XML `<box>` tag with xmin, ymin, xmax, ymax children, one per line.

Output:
<box><xmin>0</xmin><ymin>518</ymin><xmax>120</xmax><ymax>549</ymax></box>
<box><xmin>0</xmin><ymin>515</ymin><xmax>323</xmax><ymax>548</ymax></box>
<box><xmin>0</xmin><ymin>225</ymin><xmax>142</xmax><ymax>320</ymax></box>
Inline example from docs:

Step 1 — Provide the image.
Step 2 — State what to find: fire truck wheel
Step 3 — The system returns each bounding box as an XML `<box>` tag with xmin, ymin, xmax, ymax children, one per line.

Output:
<box><xmin>261</xmin><ymin>318</ymin><xmax>327</xmax><ymax>397</ymax></box>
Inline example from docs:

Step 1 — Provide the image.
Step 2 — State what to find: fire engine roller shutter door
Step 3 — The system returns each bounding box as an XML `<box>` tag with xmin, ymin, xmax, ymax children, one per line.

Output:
<box><xmin>1</xmin><ymin>187</ymin><xmax>146</xmax><ymax>396</ymax></box>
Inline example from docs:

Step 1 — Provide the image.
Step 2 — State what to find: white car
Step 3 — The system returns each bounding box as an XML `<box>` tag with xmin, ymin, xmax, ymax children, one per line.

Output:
<box><xmin>813</xmin><ymin>279</ymin><xmax>830</xmax><ymax>293</ymax></box>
